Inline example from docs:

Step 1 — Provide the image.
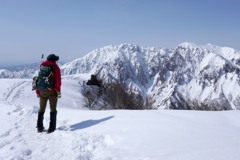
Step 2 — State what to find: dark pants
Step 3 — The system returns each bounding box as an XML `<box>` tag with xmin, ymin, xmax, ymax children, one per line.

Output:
<box><xmin>39</xmin><ymin>90</ymin><xmax>58</xmax><ymax>112</ymax></box>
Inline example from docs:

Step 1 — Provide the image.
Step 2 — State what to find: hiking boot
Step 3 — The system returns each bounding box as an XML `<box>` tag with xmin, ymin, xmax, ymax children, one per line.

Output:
<box><xmin>47</xmin><ymin>111</ymin><xmax>57</xmax><ymax>133</ymax></box>
<box><xmin>37</xmin><ymin>127</ymin><xmax>45</xmax><ymax>133</ymax></box>
<box><xmin>36</xmin><ymin>112</ymin><xmax>45</xmax><ymax>133</ymax></box>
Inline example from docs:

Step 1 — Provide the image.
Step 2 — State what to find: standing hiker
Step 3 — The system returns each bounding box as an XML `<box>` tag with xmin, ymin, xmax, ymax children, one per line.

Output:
<box><xmin>35</xmin><ymin>54</ymin><xmax>61</xmax><ymax>133</ymax></box>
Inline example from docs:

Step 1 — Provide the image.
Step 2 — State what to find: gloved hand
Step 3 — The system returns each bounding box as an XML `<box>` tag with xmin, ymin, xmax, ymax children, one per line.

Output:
<box><xmin>57</xmin><ymin>92</ymin><xmax>61</xmax><ymax>98</ymax></box>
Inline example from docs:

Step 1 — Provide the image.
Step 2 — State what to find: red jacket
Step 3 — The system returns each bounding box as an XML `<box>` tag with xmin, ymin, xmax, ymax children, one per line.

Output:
<box><xmin>36</xmin><ymin>60</ymin><xmax>61</xmax><ymax>95</ymax></box>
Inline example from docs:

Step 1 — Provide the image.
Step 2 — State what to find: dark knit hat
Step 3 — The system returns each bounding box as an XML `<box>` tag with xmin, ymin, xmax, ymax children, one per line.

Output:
<box><xmin>47</xmin><ymin>54</ymin><xmax>59</xmax><ymax>61</ymax></box>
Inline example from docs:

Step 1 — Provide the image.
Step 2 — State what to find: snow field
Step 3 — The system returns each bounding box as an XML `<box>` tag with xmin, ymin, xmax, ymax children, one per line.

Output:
<box><xmin>0</xmin><ymin>79</ymin><xmax>240</xmax><ymax>160</ymax></box>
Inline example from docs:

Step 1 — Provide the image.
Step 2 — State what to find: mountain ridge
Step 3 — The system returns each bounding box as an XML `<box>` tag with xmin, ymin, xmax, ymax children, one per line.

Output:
<box><xmin>1</xmin><ymin>42</ymin><xmax>240</xmax><ymax>110</ymax></box>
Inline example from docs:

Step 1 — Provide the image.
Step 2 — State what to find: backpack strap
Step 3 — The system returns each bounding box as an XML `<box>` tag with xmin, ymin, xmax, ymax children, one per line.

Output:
<box><xmin>47</xmin><ymin>71</ymin><xmax>53</xmax><ymax>78</ymax></box>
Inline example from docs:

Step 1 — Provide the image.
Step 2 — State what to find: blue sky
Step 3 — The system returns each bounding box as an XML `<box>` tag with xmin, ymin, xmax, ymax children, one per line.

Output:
<box><xmin>0</xmin><ymin>0</ymin><xmax>239</xmax><ymax>66</ymax></box>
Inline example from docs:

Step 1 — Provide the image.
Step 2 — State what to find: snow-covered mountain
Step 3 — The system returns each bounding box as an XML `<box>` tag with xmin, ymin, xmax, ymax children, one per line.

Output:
<box><xmin>1</xmin><ymin>42</ymin><xmax>240</xmax><ymax>110</ymax></box>
<box><xmin>0</xmin><ymin>62</ymin><xmax>64</xmax><ymax>79</ymax></box>
<box><xmin>60</xmin><ymin>43</ymin><xmax>240</xmax><ymax>110</ymax></box>
<box><xmin>0</xmin><ymin>63</ymin><xmax>39</xmax><ymax>78</ymax></box>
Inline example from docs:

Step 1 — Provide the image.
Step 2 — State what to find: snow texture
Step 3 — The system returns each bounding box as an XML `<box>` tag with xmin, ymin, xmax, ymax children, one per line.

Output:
<box><xmin>0</xmin><ymin>78</ymin><xmax>240</xmax><ymax>160</ymax></box>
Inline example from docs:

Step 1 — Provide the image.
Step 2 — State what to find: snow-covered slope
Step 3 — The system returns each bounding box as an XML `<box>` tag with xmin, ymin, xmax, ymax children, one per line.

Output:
<box><xmin>0</xmin><ymin>78</ymin><xmax>240</xmax><ymax>160</ymax></box>
<box><xmin>1</xmin><ymin>42</ymin><xmax>240</xmax><ymax>110</ymax></box>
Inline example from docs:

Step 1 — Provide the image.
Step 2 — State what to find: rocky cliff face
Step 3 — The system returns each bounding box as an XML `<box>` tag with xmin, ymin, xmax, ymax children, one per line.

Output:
<box><xmin>150</xmin><ymin>43</ymin><xmax>240</xmax><ymax>110</ymax></box>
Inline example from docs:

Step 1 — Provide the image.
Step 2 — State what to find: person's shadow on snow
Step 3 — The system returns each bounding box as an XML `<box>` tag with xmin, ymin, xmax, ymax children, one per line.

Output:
<box><xmin>69</xmin><ymin>116</ymin><xmax>114</xmax><ymax>131</ymax></box>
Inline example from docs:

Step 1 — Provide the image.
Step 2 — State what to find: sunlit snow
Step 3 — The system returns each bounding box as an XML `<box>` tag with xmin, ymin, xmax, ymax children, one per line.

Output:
<box><xmin>0</xmin><ymin>78</ymin><xmax>240</xmax><ymax>160</ymax></box>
